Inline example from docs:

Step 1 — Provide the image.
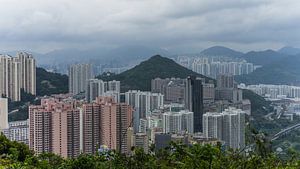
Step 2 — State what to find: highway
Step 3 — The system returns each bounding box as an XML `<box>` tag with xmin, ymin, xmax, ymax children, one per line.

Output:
<box><xmin>271</xmin><ymin>123</ymin><xmax>300</xmax><ymax>141</ymax></box>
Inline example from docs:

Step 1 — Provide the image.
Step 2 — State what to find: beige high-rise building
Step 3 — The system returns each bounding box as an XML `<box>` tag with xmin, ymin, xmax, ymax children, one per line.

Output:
<box><xmin>0</xmin><ymin>55</ymin><xmax>21</xmax><ymax>101</ymax></box>
<box><xmin>16</xmin><ymin>52</ymin><xmax>36</xmax><ymax>95</ymax></box>
<box><xmin>29</xmin><ymin>98</ymin><xmax>80</xmax><ymax>158</ymax></box>
<box><xmin>0</xmin><ymin>98</ymin><xmax>9</xmax><ymax>131</ymax></box>
<box><xmin>0</xmin><ymin>52</ymin><xmax>36</xmax><ymax>101</ymax></box>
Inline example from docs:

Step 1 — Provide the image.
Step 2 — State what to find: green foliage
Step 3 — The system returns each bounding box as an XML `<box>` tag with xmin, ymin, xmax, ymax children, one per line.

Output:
<box><xmin>36</xmin><ymin>67</ymin><xmax>68</xmax><ymax>96</ymax></box>
<box><xmin>1</xmin><ymin>132</ymin><xmax>300</xmax><ymax>169</ymax></box>
<box><xmin>97</xmin><ymin>55</ymin><xmax>214</xmax><ymax>92</ymax></box>
<box><xmin>0</xmin><ymin>133</ymin><xmax>33</xmax><ymax>163</ymax></box>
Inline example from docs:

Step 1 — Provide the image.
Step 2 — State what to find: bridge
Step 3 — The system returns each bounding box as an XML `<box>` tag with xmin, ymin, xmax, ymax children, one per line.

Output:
<box><xmin>271</xmin><ymin>123</ymin><xmax>300</xmax><ymax>141</ymax></box>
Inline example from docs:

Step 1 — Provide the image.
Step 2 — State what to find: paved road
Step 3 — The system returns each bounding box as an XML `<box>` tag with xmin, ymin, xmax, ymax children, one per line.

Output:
<box><xmin>271</xmin><ymin>123</ymin><xmax>300</xmax><ymax>141</ymax></box>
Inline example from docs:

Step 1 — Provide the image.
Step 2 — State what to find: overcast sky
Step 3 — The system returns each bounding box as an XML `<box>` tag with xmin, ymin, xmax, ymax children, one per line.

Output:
<box><xmin>0</xmin><ymin>0</ymin><xmax>299</xmax><ymax>53</ymax></box>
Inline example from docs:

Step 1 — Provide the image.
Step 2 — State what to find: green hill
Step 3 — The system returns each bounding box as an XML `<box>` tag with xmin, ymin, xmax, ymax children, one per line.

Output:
<box><xmin>242</xmin><ymin>89</ymin><xmax>271</xmax><ymax>115</ymax></box>
<box><xmin>97</xmin><ymin>55</ymin><xmax>214</xmax><ymax>92</ymax></box>
<box><xmin>36</xmin><ymin>68</ymin><xmax>69</xmax><ymax>96</ymax></box>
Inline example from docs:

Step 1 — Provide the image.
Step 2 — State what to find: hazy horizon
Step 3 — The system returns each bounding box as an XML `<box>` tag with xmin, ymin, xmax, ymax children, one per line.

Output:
<box><xmin>0</xmin><ymin>0</ymin><xmax>300</xmax><ymax>53</ymax></box>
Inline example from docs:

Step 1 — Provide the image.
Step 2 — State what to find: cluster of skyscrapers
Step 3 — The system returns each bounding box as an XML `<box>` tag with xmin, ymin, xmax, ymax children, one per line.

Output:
<box><xmin>28</xmin><ymin>95</ymin><xmax>133</xmax><ymax>157</ymax></box>
<box><xmin>0</xmin><ymin>61</ymin><xmax>250</xmax><ymax>157</ymax></box>
<box><xmin>0</xmin><ymin>52</ymin><xmax>36</xmax><ymax>101</ymax></box>
<box><xmin>239</xmin><ymin>83</ymin><xmax>300</xmax><ymax>99</ymax></box>
<box><xmin>177</xmin><ymin>56</ymin><xmax>256</xmax><ymax>79</ymax></box>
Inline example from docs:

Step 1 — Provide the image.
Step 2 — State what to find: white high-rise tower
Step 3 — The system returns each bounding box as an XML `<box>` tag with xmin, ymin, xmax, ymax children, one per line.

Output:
<box><xmin>69</xmin><ymin>64</ymin><xmax>93</xmax><ymax>95</ymax></box>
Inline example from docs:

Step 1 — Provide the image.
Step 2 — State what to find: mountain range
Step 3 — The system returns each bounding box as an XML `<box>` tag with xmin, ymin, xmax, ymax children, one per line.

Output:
<box><xmin>6</xmin><ymin>45</ymin><xmax>170</xmax><ymax>67</ymax></box>
<box><xmin>194</xmin><ymin>46</ymin><xmax>300</xmax><ymax>85</ymax></box>
<box><xmin>7</xmin><ymin>44</ymin><xmax>300</xmax><ymax>86</ymax></box>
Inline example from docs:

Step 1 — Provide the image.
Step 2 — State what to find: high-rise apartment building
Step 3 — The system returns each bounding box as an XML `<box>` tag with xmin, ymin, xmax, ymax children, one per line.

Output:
<box><xmin>29</xmin><ymin>98</ymin><xmax>80</xmax><ymax>158</ymax></box>
<box><xmin>125</xmin><ymin>90</ymin><xmax>164</xmax><ymax>119</ymax></box>
<box><xmin>151</xmin><ymin>78</ymin><xmax>185</xmax><ymax>104</ymax></box>
<box><xmin>215</xmin><ymin>74</ymin><xmax>243</xmax><ymax>103</ymax></box>
<box><xmin>86</xmin><ymin>79</ymin><xmax>120</xmax><ymax>103</ymax></box>
<box><xmin>152</xmin><ymin>77</ymin><xmax>214</xmax><ymax>104</ymax></box>
<box><xmin>86</xmin><ymin>79</ymin><xmax>107</xmax><ymax>103</ymax></box>
<box><xmin>185</xmin><ymin>76</ymin><xmax>203</xmax><ymax>133</ymax></box>
<box><xmin>115</xmin><ymin>103</ymin><xmax>133</xmax><ymax>154</ymax></box>
<box><xmin>202</xmin><ymin>107</ymin><xmax>245</xmax><ymax>150</ymax></box>
<box><xmin>203</xmin><ymin>112</ymin><xmax>223</xmax><ymax>139</ymax></box>
<box><xmin>3</xmin><ymin>120</ymin><xmax>29</xmax><ymax>145</ymax></box>
<box><xmin>108</xmin><ymin>80</ymin><xmax>120</xmax><ymax>93</ymax></box>
<box><xmin>103</xmin><ymin>91</ymin><xmax>120</xmax><ymax>103</ymax></box>
<box><xmin>125</xmin><ymin>90</ymin><xmax>163</xmax><ymax>132</ymax></box>
<box><xmin>162</xmin><ymin>110</ymin><xmax>194</xmax><ymax>134</ymax></box>
<box><xmin>217</xmin><ymin>74</ymin><xmax>234</xmax><ymax>89</ymax></box>
<box><xmin>222</xmin><ymin>107</ymin><xmax>245</xmax><ymax>149</ymax></box>
<box><xmin>16</xmin><ymin>52</ymin><xmax>36</xmax><ymax>95</ymax></box>
<box><xmin>82</xmin><ymin>97</ymin><xmax>133</xmax><ymax>154</ymax></box>
<box><xmin>0</xmin><ymin>52</ymin><xmax>36</xmax><ymax>101</ymax></box>
<box><xmin>82</xmin><ymin>102</ymin><xmax>102</xmax><ymax>154</ymax></box>
<box><xmin>191</xmin><ymin>57</ymin><xmax>255</xmax><ymax>78</ymax></box>
<box><xmin>0</xmin><ymin>98</ymin><xmax>8</xmax><ymax>131</ymax></box>
<box><xmin>69</xmin><ymin>64</ymin><xmax>93</xmax><ymax>95</ymax></box>
<box><xmin>133</xmin><ymin>133</ymin><xmax>149</xmax><ymax>154</ymax></box>
<box><xmin>203</xmin><ymin>83</ymin><xmax>215</xmax><ymax>103</ymax></box>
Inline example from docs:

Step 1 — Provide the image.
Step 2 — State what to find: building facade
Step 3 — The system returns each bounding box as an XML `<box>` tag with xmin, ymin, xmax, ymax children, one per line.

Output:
<box><xmin>29</xmin><ymin>98</ymin><xmax>81</xmax><ymax>158</ymax></box>
<box><xmin>162</xmin><ymin>110</ymin><xmax>194</xmax><ymax>134</ymax></box>
<box><xmin>3</xmin><ymin>120</ymin><xmax>29</xmax><ymax>145</ymax></box>
<box><xmin>69</xmin><ymin>64</ymin><xmax>93</xmax><ymax>95</ymax></box>
<box><xmin>86</xmin><ymin>79</ymin><xmax>121</xmax><ymax>103</ymax></box>
<box><xmin>0</xmin><ymin>52</ymin><xmax>36</xmax><ymax>101</ymax></box>
<box><xmin>185</xmin><ymin>76</ymin><xmax>203</xmax><ymax>133</ymax></box>
<box><xmin>202</xmin><ymin>107</ymin><xmax>245</xmax><ymax>150</ymax></box>
<box><xmin>0</xmin><ymin>98</ymin><xmax>8</xmax><ymax>131</ymax></box>
<box><xmin>125</xmin><ymin>90</ymin><xmax>164</xmax><ymax>123</ymax></box>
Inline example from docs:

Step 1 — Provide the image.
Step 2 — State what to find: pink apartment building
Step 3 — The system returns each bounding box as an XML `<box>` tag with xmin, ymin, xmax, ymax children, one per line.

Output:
<box><xmin>29</xmin><ymin>97</ymin><xmax>80</xmax><ymax>158</ymax></box>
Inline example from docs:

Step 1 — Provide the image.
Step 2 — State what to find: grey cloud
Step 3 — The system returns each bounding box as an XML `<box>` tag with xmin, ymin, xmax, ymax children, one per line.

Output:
<box><xmin>0</xmin><ymin>0</ymin><xmax>299</xmax><ymax>53</ymax></box>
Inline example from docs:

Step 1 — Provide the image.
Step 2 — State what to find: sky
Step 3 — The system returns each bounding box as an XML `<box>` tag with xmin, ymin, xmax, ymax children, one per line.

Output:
<box><xmin>0</xmin><ymin>0</ymin><xmax>300</xmax><ymax>53</ymax></box>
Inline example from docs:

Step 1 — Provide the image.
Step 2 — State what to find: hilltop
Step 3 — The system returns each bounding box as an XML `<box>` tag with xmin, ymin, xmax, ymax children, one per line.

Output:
<box><xmin>200</xmin><ymin>46</ymin><xmax>244</xmax><ymax>57</ymax></box>
<box><xmin>241</xmin><ymin>50</ymin><xmax>287</xmax><ymax>66</ymax></box>
<box><xmin>97</xmin><ymin>55</ymin><xmax>214</xmax><ymax>92</ymax></box>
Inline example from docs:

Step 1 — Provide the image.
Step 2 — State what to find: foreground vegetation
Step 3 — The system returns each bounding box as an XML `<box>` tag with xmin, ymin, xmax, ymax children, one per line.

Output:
<box><xmin>2</xmin><ymin>133</ymin><xmax>300</xmax><ymax>169</ymax></box>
